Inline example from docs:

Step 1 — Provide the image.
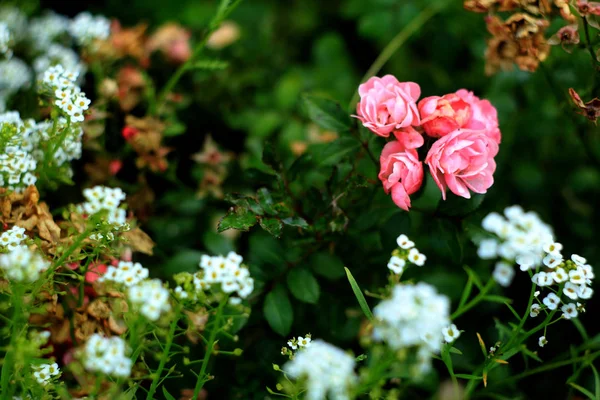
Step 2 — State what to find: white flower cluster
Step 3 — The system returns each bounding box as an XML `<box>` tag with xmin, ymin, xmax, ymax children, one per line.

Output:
<box><xmin>284</xmin><ymin>340</ymin><xmax>356</xmax><ymax>400</ymax></box>
<box><xmin>0</xmin><ymin>7</ymin><xmax>27</xmax><ymax>42</ymax></box>
<box><xmin>0</xmin><ymin>115</ymin><xmax>37</xmax><ymax>191</ymax></box>
<box><xmin>34</xmin><ymin>44</ymin><xmax>85</xmax><ymax>82</ymax></box>
<box><xmin>193</xmin><ymin>252</ymin><xmax>254</xmax><ymax>302</ymax></box>
<box><xmin>24</xmin><ymin>118</ymin><xmax>83</xmax><ymax>170</ymax></box>
<box><xmin>32</xmin><ymin>363</ymin><xmax>60</xmax><ymax>386</ymax></box>
<box><xmin>28</xmin><ymin>13</ymin><xmax>70</xmax><ymax>52</ymax></box>
<box><xmin>0</xmin><ymin>58</ymin><xmax>31</xmax><ymax>111</ymax></box>
<box><xmin>1</xmin><ymin>22</ymin><xmax>11</xmax><ymax>58</ymax></box>
<box><xmin>83</xmin><ymin>334</ymin><xmax>132</xmax><ymax>378</ymax></box>
<box><xmin>0</xmin><ymin>245</ymin><xmax>49</xmax><ymax>282</ymax></box>
<box><xmin>77</xmin><ymin>186</ymin><xmax>128</xmax><ymax>229</ymax></box>
<box><xmin>372</xmin><ymin>283</ymin><xmax>452</xmax><ymax>373</ymax></box>
<box><xmin>128</xmin><ymin>279</ymin><xmax>172</xmax><ymax>321</ymax></box>
<box><xmin>528</xmin><ymin>250</ymin><xmax>594</xmax><ymax>322</ymax></box>
<box><xmin>99</xmin><ymin>261</ymin><xmax>149</xmax><ymax>287</ymax></box>
<box><xmin>40</xmin><ymin>64</ymin><xmax>90</xmax><ymax>123</ymax></box>
<box><xmin>282</xmin><ymin>334</ymin><xmax>312</xmax><ymax>358</ymax></box>
<box><xmin>387</xmin><ymin>234</ymin><xmax>426</xmax><ymax>275</ymax></box>
<box><xmin>69</xmin><ymin>12</ymin><xmax>111</xmax><ymax>46</ymax></box>
<box><xmin>0</xmin><ymin>226</ymin><xmax>26</xmax><ymax>251</ymax></box>
<box><xmin>479</xmin><ymin>206</ymin><xmax>555</xmax><ymax>287</ymax></box>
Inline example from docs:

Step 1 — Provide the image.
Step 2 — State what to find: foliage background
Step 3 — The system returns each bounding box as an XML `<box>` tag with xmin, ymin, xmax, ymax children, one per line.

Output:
<box><xmin>22</xmin><ymin>0</ymin><xmax>600</xmax><ymax>398</ymax></box>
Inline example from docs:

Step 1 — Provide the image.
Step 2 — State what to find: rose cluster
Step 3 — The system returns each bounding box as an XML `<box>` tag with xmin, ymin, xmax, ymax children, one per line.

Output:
<box><xmin>354</xmin><ymin>75</ymin><xmax>501</xmax><ymax>210</ymax></box>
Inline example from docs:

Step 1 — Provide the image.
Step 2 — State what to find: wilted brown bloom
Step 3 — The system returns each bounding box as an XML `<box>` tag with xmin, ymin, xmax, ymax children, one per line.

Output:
<box><xmin>121</xmin><ymin>227</ymin><xmax>155</xmax><ymax>255</ymax></box>
<box><xmin>91</xmin><ymin>21</ymin><xmax>149</xmax><ymax>66</ymax></box>
<box><xmin>464</xmin><ymin>0</ymin><xmax>519</xmax><ymax>12</ymax></box>
<box><xmin>548</xmin><ymin>24</ymin><xmax>580</xmax><ymax>52</ymax></box>
<box><xmin>146</xmin><ymin>23</ymin><xmax>191</xmax><ymax>64</ymax></box>
<box><xmin>0</xmin><ymin>186</ymin><xmax>61</xmax><ymax>250</ymax></box>
<box><xmin>485</xmin><ymin>14</ymin><xmax>550</xmax><ymax>75</ymax></box>
<box><xmin>117</xmin><ymin>66</ymin><xmax>146</xmax><ymax>112</ymax></box>
<box><xmin>124</xmin><ymin>115</ymin><xmax>172</xmax><ymax>172</ymax></box>
<box><xmin>206</xmin><ymin>21</ymin><xmax>241</xmax><ymax>49</ymax></box>
<box><xmin>577</xmin><ymin>0</ymin><xmax>600</xmax><ymax>16</ymax></box>
<box><xmin>569</xmin><ymin>88</ymin><xmax>600</xmax><ymax>122</ymax></box>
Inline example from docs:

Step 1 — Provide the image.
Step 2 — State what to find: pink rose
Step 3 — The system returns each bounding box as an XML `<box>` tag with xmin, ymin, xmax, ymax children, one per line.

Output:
<box><xmin>456</xmin><ymin>89</ymin><xmax>501</xmax><ymax>144</ymax></box>
<box><xmin>392</xmin><ymin>126</ymin><xmax>424</xmax><ymax>150</ymax></box>
<box><xmin>425</xmin><ymin>129</ymin><xmax>498</xmax><ymax>200</ymax></box>
<box><xmin>354</xmin><ymin>75</ymin><xmax>421</xmax><ymax>137</ymax></box>
<box><xmin>379</xmin><ymin>140</ymin><xmax>424</xmax><ymax>211</ymax></box>
<box><xmin>418</xmin><ymin>94</ymin><xmax>472</xmax><ymax>138</ymax></box>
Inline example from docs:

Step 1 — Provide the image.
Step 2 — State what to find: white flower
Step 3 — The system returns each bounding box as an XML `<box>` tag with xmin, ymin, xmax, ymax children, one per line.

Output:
<box><xmin>551</xmin><ymin>268</ymin><xmax>568</xmax><ymax>283</ymax></box>
<box><xmin>543</xmin><ymin>242</ymin><xmax>563</xmax><ymax>255</ymax></box>
<box><xmin>396</xmin><ymin>234</ymin><xmax>415</xmax><ymax>249</ymax></box>
<box><xmin>99</xmin><ymin>261</ymin><xmax>148</xmax><ymax>287</ymax></box>
<box><xmin>542</xmin><ymin>293</ymin><xmax>560</xmax><ymax>310</ymax></box>
<box><xmin>387</xmin><ymin>256</ymin><xmax>405</xmax><ymax>274</ymax></box>
<box><xmin>529</xmin><ymin>304</ymin><xmax>541</xmax><ymax>318</ymax></box>
<box><xmin>477</xmin><ymin>239</ymin><xmax>498</xmax><ymax>259</ymax></box>
<box><xmin>569</xmin><ymin>267</ymin><xmax>586</xmax><ymax>285</ymax></box>
<box><xmin>83</xmin><ymin>334</ymin><xmax>131</xmax><ymax>378</ymax></box>
<box><xmin>0</xmin><ymin>245</ymin><xmax>49</xmax><ymax>282</ymax></box>
<box><xmin>69</xmin><ymin>12</ymin><xmax>110</xmax><ymax>45</ymax></box>
<box><xmin>493</xmin><ymin>262</ymin><xmax>514</xmax><ymax>287</ymax></box>
<box><xmin>481</xmin><ymin>212</ymin><xmax>504</xmax><ymax>234</ymax></box>
<box><xmin>516</xmin><ymin>253</ymin><xmax>537</xmax><ymax>271</ymax></box>
<box><xmin>532</xmin><ymin>272</ymin><xmax>553</xmax><ymax>287</ymax></box>
<box><xmin>571</xmin><ymin>254</ymin><xmax>587</xmax><ymax>266</ymax></box>
<box><xmin>542</xmin><ymin>253</ymin><xmax>562</xmax><ymax>269</ymax></box>
<box><xmin>581</xmin><ymin>264</ymin><xmax>595</xmax><ymax>280</ymax></box>
<box><xmin>128</xmin><ymin>279</ymin><xmax>171</xmax><ymax>321</ymax></box>
<box><xmin>287</xmin><ymin>340</ymin><xmax>297</xmax><ymax>350</ymax></box>
<box><xmin>297</xmin><ymin>336</ymin><xmax>312</xmax><ymax>347</ymax></box>
<box><xmin>442</xmin><ymin>324</ymin><xmax>461</xmax><ymax>343</ymax></box>
<box><xmin>284</xmin><ymin>340</ymin><xmax>356</xmax><ymax>400</ymax></box>
<box><xmin>578</xmin><ymin>285</ymin><xmax>593</xmax><ymax>300</ymax></box>
<box><xmin>561</xmin><ymin>303</ymin><xmax>578</xmax><ymax>320</ymax></box>
<box><xmin>407</xmin><ymin>248</ymin><xmax>426</xmax><ymax>267</ymax></box>
<box><xmin>538</xmin><ymin>336</ymin><xmax>548</xmax><ymax>347</ymax></box>
<box><xmin>194</xmin><ymin>253</ymin><xmax>254</xmax><ymax>300</ymax></box>
<box><xmin>534</xmin><ymin>290</ymin><xmax>540</xmax><ymax>297</ymax></box>
<box><xmin>563</xmin><ymin>282</ymin><xmax>580</xmax><ymax>300</ymax></box>
<box><xmin>0</xmin><ymin>22</ymin><xmax>11</xmax><ymax>58</ymax></box>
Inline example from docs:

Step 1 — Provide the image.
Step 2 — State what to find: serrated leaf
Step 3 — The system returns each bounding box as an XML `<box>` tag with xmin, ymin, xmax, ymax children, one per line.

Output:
<box><xmin>311</xmin><ymin>137</ymin><xmax>360</xmax><ymax>168</ymax></box>
<box><xmin>287</xmin><ymin>268</ymin><xmax>320</xmax><ymax>304</ymax></box>
<box><xmin>345</xmin><ymin>267</ymin><xmax>373</xmax><ymax>321</ymax></box>
<box><xmin>437</xmin><ymin>193</ymin><xmax>485</xmax><ymax>217</ymax></box>
<box><xmin>282</xmin><ymin>216</ymin><xmax>309</xmax><ymax>229</ymax></box>
<box><xmin>263</xmin><ymin>285</ymin><xmax>293</xmax><ymax>336</ymax></box>
<box><xmin>257</xmin><ymin>188</ymin><xmax>276</xmax><ymax>215</ymax></box>
<box><xmin>259</xmin><ymin>217</ymin><xmax>283</xmax><ymax>237</ymax></box>
<box><xmin>218</xmin><ymin>206</ymin><xmax>258</xmax><ymax>232</ymax></box>
<box><xmin>301</xmin><ymin>93</ymin><xmax>351</xmax><ymax>132</ymax></box>
<box><xmin>224</xmin><ymin>193</ymin><xmax>264</xmax><ymax>215</ymax></box>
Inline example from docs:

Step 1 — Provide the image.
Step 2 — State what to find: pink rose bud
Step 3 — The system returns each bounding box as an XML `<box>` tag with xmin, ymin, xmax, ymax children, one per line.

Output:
<box><xmin>456</xmin><ymin>89</ymin><xmax>502</xmax><ymax>144</ymax></box>
<box><xmin>392</xmin><ymin>126</ymin><xmax>425</xmax><ymax>150</ymax></box>
<box><xmin>354</xmin><ymin>75</ymin><xmax>421</xmax><ymax>137</ymax></box>
<box><xmin>379</xmin><ymin>140</ymin><xmax>424</xmax><ymax>211</ymax></box>
<box><xmin>418</xmin><ymin>94</ymin><xmax>472</xmax><ymax>138</ymax></box>
<box><xmin>425</xmin><ymin>129</ymin><xmax>498</xmax><ymax>200</ymax></box>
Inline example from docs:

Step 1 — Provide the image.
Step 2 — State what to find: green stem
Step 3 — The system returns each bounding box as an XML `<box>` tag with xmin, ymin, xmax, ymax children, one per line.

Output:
<box><xmin>192</xmin><ymin>297</ymin><xmax>227</xmax><ymax>398</ymax></box>
<box><xmin>146</xmin><ymin>306</ymin><xmax>182</xmax><ymax>400</ymax></box>
<box><xmin>451</xmin><ymin>279</ymin><xmax>494</xmax><ymax>320</ymax></box>
<box><xmin>153</xmin><ymin>0</ymin><xmax>242</xmax><ymax>115</ymax></box>
<box><xmin>51</xmin><ymin>229</ymin><xmax>90</xmax><ymax>271</ymax></box>
<box><xmin>1</xmin><ymin>285</ymin><xmax>24</xmax><ymax>398</ymax></box>
<box><xmin>348</xmin><ymin>0</ymin><xmax>448</xmax><ymax>110</ymax></box>
<box><xmin>583</xmin><ymin>18</ymin><xmax>600</xmax><ymax>69</ymax></box>
<box><xmin>502</xmin><ymin>282</ymin><xmax>537</xmax><ymax>350</ymax></box>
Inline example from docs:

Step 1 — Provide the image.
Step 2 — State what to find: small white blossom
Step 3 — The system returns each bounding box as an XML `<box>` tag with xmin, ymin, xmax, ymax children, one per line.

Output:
<box><xmin>542</xmin><ymin>293</ymin><xmax>560</xmax><ymax>310</ymax></box>
<box><xmin>99</xmin><ymin>261</ymin><xmax>148</xmax><ymax>287</ymax></box>
<box><xmin>571</xmin><ymin>254</ymin><xmax>587</xmax><ymax>266</ymax></box>
<box><xmin>477</xmin><ymin>239</ymin><xmax>498</xmax><ymax>259</ymax></box>
<box><xmin>32</xmin><ymin>363</ymin><xmax>60</xmax><ymax>385</ymax></box>
<box><xmin>128</xmin><ymin>279</ymin><xmax>171</xmax><ymax>321</ymax></box>
<box><xmin>543</xmin><ymin>242</ymin><xmax>563</xmax><ymax>255</ymax></box>
<box><xmin>569</xmin><ymin>267</ymin><xmax>586</xmax><ymax>285</ymax></box>
<box><xmin>532</xmin><ymin>271</ymin><xmax>553</xmax><ymax>287</ymax></box>
<box><xmin>83</xmin><ymin>334</ymin><xmax>131</xmax><ymax>378</ymax></box>
<box><xmin>542</xmin><ymin>253</ymin><xmax>562</xmax><ymax>269</ymax></box>
<box><xmin>578</xmin><ymin>285</ymin><xmax>593</xmax><ymax>300</ymax></box>
<box><xmin>442</xmin><ymin>324</ymin><xmax>461</xmax><ymax>343</ymax></box>
<box><xmin>387</xmin><ymin>256</ymin><xmax>405</xmax><ymax>274</ymax></box>
<box><xmin>69</xmin><ymin>12</ymin><xmax>110</xmax><ymax>45</ymax></box>
<box><xmin>551</xmin><ymin>268</ymin><xmax>568</xmax><ymax>283</ymax></box>
<box><xmin>529</xmin><ymin>304</ymin><xmax>541</xmax><ymax>318</ymax></box>
<box><xmin>0</xmin><ymin>245</ymin><xmax>49</xmax><ymax>282</ymax></box>
<box><xmin>538</xmin><ymin>336</ymin><xmax>548</xmax><ymax>347</ymax></box>
<box><xmin>193</xmin><ymin>252</ymin><xmax>254</xmax><ymax>301</ymax></box>
<box><xmin>561</xmin><ymin>303</ymin><xmax>578</xmax><ymax>320</ymax></box>
<box><xmin>407</xmin><ymin>248</ymin><xmax>426</xmax><ymax>267</ymax></box>
<box><xmin>563</xmin><ymin>282</ymin><xmax>580</xmax><ymax>300</ymax></box>
<box><xmin>493</xmin><ymin>262</ymin><xmax>514</xmax><ymax>287</ymax></box>
<box><xmin>396</xmin><ymin>234</ymin><xmax>414</xmax><ymax>249</ymax></box>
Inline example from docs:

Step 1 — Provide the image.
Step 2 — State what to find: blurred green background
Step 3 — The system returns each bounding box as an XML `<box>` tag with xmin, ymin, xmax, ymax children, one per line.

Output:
<box><xmin>29</xmin><ymin>0</ymin><xmax>600</xmax><ymax>398</ymax></box>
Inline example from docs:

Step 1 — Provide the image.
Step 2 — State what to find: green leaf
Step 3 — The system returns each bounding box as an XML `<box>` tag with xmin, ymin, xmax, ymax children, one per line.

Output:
<box><xmin>449</xmin><ymin>347</ymin><xmax>463</xmax><ymax>355</ymax></box>
<box><xmin>262</xmin><ymin>141</ymin><xmax>281</xmax><ymax>170</ymax></box>
<box><xmin>301</xmin><ymin>93</ymin><xmax>351</xmax><ymax>132</ymax></box>
<box><xmin>311</xmin><ymin>137</ymin><xmax>360</xmax><ymax>168</ymax></box>
<box><xmin>344</xmin><ymin>267</ymin><xmax>373</xmax><ymax>321</ymax></box>
<box><xmin>310</xmin><ymin>252</ymin><xmax>345</xmax><ymax>280</ymax></box>
<box><xmin>203</xmin><ymin>231</ymin><xmax>234</xmax><ymax>255</ymax></box>
<box><xmin>259</xmin><ymin>217</ymin><xmax>283</xmax><ymax>238</ymax></box>
<box><xmin>263</xmin><ymin>285</ymin><xmax>293</xmax><ymax>336</ymax></box>
<box><xmin>257</xmin><ymin>188</ymin><xmax>276</xmax><ymax>215</ymax></box>
<box><xmin>437</xmin><ymin>193</ymin><xmax>485</xmax><ymax>217</ymax></box>
<box><xmin>189</xmin><ymin>59</ymin><xmax>229</xmax><ymax>70</ymax></box>
<box><xmin>162</xmin><ymin>387</ymin><xmax>177</xmax><ymax>400</ymax></box>
<box><xmin>224</xmin><ymin>193</ymin><xmax>264</xmax><ymax>215</ymax></box>
<box><xmin>458</xmin><ymin>274</ymin><xmax>473</xmax><ymax>310</ymax></box>
<box><xmin>592</xmin><ymin>365</ymin><xmax>600</xmax><ymax>400</ymax></box>
<box><xmin>218</xmin><ymin>206</ymin><xmax>258</xmax><ymax>232</ymax></box>
<box><xmin>455</xmin><ymin>374</ymin><xmax>483</xmax><ymax>380</ymax></box>
<box><xmin>431</xmin><ymin>220</ymin><xmax>463</xmax><ymax>264</ymax></box>
<box><xmin>569</xmin><ymin>383</ymin><xmax>596</xmax><ymax>399</ymax></box>
<box><xmin>287</xmin><ymin>268</ymin><xmax>320</xmax><ymax>304</ymax></box>
<box><xmin>282</xmin><ymin>216</ymin><xmax>309</xmax><ymax>229</ymax></box>
<box><xmin>163</xmin><ymin>122</ymin><xmax>186</xmax><ymax>137</ymax></box>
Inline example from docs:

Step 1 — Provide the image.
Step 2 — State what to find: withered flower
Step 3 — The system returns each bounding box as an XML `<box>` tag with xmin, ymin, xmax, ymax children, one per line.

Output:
<box><xmin>206</xmin><ymin>21</ymin><xmax>241</xmax><ymax>49</ymax></box>
<box><xmin>91</xmin><ymin>20</ymin><xmax>149</xmax><ymax>66</ymax></box>
<box><xmin>485</xmin><ymin>14</ymin><xmax>550</xmax><ymax>75</ymax></box>
<box><xmin>548</xmin><ymin>25</ymin><xmax>580</xmax><ymax>52</ymax></box>
<box><xmin>117</xmin><ymin>66</ymin><xmax>146</xmax><ymax>112</ymax></box>
<box><xmin>569</xmin><ymin>88</ymin><xmax>600</xmax><ymax>122</ymax></box>
<box><xmin>577</xmin><ymin>0</ymin><xmax>600</xmax><ymax>16</ymax></box>
<box><xmin>464</xmin><ymin>0</ymin><xmax>520</xmax><ymax>12</ymax></box>
<box><xmin>146</xmin><ymin>23</ymin><xmax>192</xmax><ymax>64</ymax></box>
<box><xmin>124</xmin><ymin>115</ymin><xmax>172</xmax><ymax>172</ymax></box>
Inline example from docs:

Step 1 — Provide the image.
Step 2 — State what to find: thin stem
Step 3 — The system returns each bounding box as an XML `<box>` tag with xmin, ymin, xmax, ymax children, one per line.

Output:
<box><xmin>192</xmin><ymin>296</ymin><xmax>227</xmax><ymax>398</ymax></box>
<box><xmin>146</xmin><ymin>305</ymin><xmax>182</xmax><ymax>400</ymax></box>
<box><xmin>348</xmin><ymin>0</ymin><xmax>448</xmax><ymax>110</ymax></box>
<box><xmin>1</xmin><ymin>285</ymin><xmax>24</xmax><ymax>398</ymax></box>
<box><xmin>503</xmin><ymin>282</ymin><xmax>537</xmax><ymax>350</ymax></box>
<box><xmin>583</xmin><ymin>18</ymin><xmax>600</xmax><ymax>68</ymax></box>
<box><xmin>451</xmin><ymin>279</ymin><xmax>494</xmax><ymax>320</ymax></box>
